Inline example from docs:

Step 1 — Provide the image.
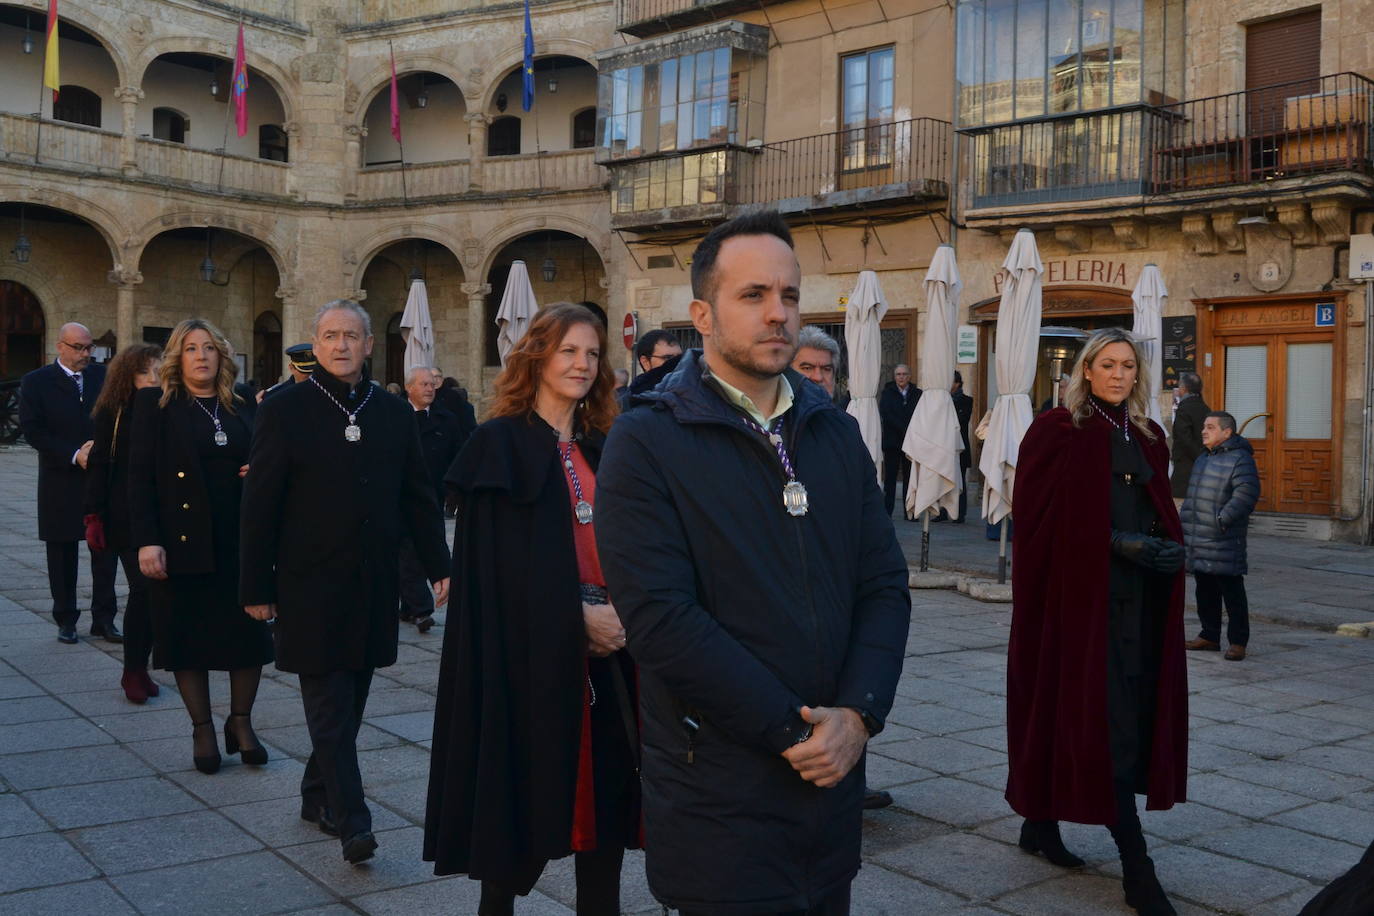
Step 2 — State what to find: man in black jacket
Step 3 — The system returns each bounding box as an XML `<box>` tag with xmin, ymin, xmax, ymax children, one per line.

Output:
<box><xmin>596</xmin><ymin>211</ymin><xmax>910</xmax><ymax>915</ymax></box>
<box><xmin>950</xmin><ymin>370</ymin><xmax>974</xmax><ymax>523</ymax></box>
<box><xmin>1170</xmin><ymin>371</ymin><xmax>1210</xmax><ymax>506</ymax></box>
<box><xmin>397</xmin><ymin>365</ymin><xmax>462</xmax><ymax>632</ymax></box>
<box><xmin>878</xmin><ymin>364</ymin><xmax>919</xmax><ymax>517</ymax></box>
<box><xmin>240</xmin><ymin>300</ymin><xmax>450</xmax><ymax>865</ymax></box>
<box><xmin>18</xmin><ymin>322</ymin><xmax>119</xmax><ymax>644</ymax></box>
<box><xmin>618</xmin><ymin>329</ymin><xmax>683</xmax><ymax>411</ymax></box>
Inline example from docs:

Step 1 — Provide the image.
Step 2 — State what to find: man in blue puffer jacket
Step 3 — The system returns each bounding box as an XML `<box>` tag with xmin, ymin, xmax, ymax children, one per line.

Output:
<box><xmin>1180</xmin><ymin>411</ymin><xmax>1260</xmax><ymax>660</ymax></box>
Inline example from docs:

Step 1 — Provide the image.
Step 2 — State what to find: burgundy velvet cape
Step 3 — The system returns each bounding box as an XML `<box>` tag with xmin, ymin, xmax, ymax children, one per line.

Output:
<box><xmin>1006</xmin><ymin>408</ymin><xmax>1188</xmax><ymax>825</ymax></box>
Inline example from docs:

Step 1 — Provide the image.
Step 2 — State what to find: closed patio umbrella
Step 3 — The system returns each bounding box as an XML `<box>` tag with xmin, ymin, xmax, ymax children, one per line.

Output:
<box><xmin>399</xmin><ymin>273</ymin><xmax>435</xmax><ymax>376</ymax></box>
<box><xmin>979</xmin><ymin>229</ymin><xmax>1043</xmax><ymax>579</ymax></box>
<box><xmin>845</xmin><ymin>270</ymin><xmax>888</xmax><ymax>475</ymax></box>
<box><xmin>1131</xmin><ymin>263</ymin><xmax>1167</xmax><ymax>425</ymax></box>
<box><xmin>496</xmin><ymin>260</ymin><xmax>538</xmax><ymax>366</ymax></box>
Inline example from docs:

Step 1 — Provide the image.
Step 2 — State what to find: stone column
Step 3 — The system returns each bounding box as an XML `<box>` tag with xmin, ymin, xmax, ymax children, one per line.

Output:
<box><xmin>108</xmin><ymin>267</ymin><xmax>143</xmax><ymax>350</ymax></box>
<box><xmin>461</xmin><ymin>281</ymin><xmax>492</xmax><ymax>399</ymax></box>
<box><xmin>344</xmin><ymin>124</ymin><xmax>365</xmax><ymax>201</ymax></box>
<box><xmin>275</xmin><ymin>285</ymin><xmax>302</xmax><ymax>351</ymax></box>
<box><xmin>283</xmin><ymin>120</ymin><xmax>303</xmax><ymax>200</ymax></box>
<box><xmin>113</xmin><ymin>86</ymin><xmax>144</xmax><ymax>175</ymax></box>
<box><xmin>465</xmin><ymin>112</ymin><xmax>490</xmax><ymax>191</ymax></box>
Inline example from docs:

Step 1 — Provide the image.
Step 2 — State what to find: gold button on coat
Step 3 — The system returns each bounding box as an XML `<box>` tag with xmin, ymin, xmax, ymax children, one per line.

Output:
<box><xmin>179</xmin><ymin>535</ymin><xmax>187</xmax><ymax>542</ymax></box>
<box><xmin>182</xmin><ymin>503</ymin><xmax>189</xmax><ymax>510</ymax></box>
<box><xmin>177</xmin><ymin>471</ymin><xmax>185</xmax><ymax>478</ymax></box>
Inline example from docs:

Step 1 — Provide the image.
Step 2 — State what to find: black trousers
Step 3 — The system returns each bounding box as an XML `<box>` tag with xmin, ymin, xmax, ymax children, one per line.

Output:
<box><xmin>117</xmin><ymin>548</ymin><xmax>153</xmax><ymax>670</ymax></box>
<box><xmin>956</xmin><ymin>464</ymin><xmax>970</xmax><ymax>522</ymax></box>
<box><xmin>299</xmin><ymin>668</ymin><xmax>374</xmax><ymax>840</ymax></box>
<box><xmin>1194</xmin><ymin>572</ymin><xmax>1249</xmax><ymax>646</ymax></box>
<box><xmin>397</xmin><ymin>537</ymin><xmax>434</xmax><ymax>620</ymax></box>
<box><xmin>678</xmin><ymin>883</ymin><xmax>852</xmax><ymax>916</ymax></box>
<box><xmin>882</xmin><ymin>448</ymin><xmax>912</xmax><ymax>516</ymax></box>
<box><xmin>46</xmin><ymin>540</ymin><xmax>117</xmax><ymax>629</ymax></box>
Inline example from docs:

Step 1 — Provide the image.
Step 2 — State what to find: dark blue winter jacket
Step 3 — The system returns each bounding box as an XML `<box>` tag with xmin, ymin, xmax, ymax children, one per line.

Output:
<box><xmin>1181</xmin><ymin>434</ymin><xmax>1260</xmax><ymax>576</ymax></box>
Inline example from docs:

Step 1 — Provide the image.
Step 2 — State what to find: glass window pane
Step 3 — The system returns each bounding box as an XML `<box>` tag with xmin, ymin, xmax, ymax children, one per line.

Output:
<box><xmin>1285</xmin><ymin>342</ymin><xmax>1332</xmax><ymax>439</ymax></box>
<box><xmin>843</xmin><ymin>55</ymin><xmax>868</xmax><ymax>128</ymax></box>
<box><xmin>871</xmin><ymin>48</ymin><xmax>895</xmax><ymax>120</ymax></box>
<box><xmin>956</xmin><ymin>0</ymin><xmax>985</xmax><ymax>126</ymax></box>
<box><xmin>1225</xmin><ymin>345</ymin><xmax>1268</xmax><ymax>441</ymax></box>
<box><xmin>679</xmin><ymin>54</ymin><xmax>694</xmax><ymax>104</ymax></box>
<box><xmin>695</xmin><ymin>50</ymin><xmax>714</xmax><ymax>102</ymax></box>
<box><xmin>713</xmin><ymin>48</ymin><xmax>731</xmax><ymax>100</ymax></box>
<box><xmin>1080</xmin><ymin>0</ymin><xmax>1112</xmax><ymax>110</ymax></box>
<box><xmin>1048</xmin><ymin>0</ymin><xmax>1080</xmax><ymax>113</ymax></box>
<box><xmin>1015</xmin><ymin>0</ymin><xmax>1047</xmax><ymax>119</ymax></box>
<box><xmin>984</xmin><ymin>0</ymin><xmax>1017</xmax><ymax>124</ymax></box>
<box><xmin>1112</xmin><ymin>0</ymin><xmax>1143</xmax><ymax>105</ymax></box>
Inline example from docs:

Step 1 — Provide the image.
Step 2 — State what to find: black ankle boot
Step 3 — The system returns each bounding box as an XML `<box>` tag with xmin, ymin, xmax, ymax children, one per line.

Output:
<box><xmin>1018</xmin><ymin>819</ymin><xmax>1086</xmax><ymax>868</ymax></box>
<box><xmin>1121</xmin><ymin>855</ymin><xmax>1176</xmax><ymax>915</ymax></box>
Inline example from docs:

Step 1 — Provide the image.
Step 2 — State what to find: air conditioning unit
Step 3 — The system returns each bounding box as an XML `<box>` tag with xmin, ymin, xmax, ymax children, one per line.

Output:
<box><xmin>1352</xmin><ymin>233</ymin><xmax>1374</xmax><ymax>280</ymax></box>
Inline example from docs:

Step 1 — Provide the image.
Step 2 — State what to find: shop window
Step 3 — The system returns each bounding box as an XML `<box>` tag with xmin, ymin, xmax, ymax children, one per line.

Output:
<box><xmin>53</xmin><ymin>86</ymin><xmax>101</xmax><ymax>128</ymax></box>
<box><xmin>153</xmin><ymin>108</ymin><xmax>188</xmax><ymax>144</ymax></box>
<box><xmin>259</xmin><ymin>124</ymin><xmax>289</xmax><ymax>162</ymax></box>
<box><xmin>572</xmin><ymin>108</ymin><xmax>596</xmax><ymax>149</ymax></box>
<box><xmin>488</xmin><ymin>116</ymin><xmax>521</xmax><ymax>156</ymax></box>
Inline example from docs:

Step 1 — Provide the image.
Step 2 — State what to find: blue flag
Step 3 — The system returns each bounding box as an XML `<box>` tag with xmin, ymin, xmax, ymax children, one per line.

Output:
<box><xmin>522</xmin><ymin>0</ymin><xmax>535</xmax><ymax>112</ymax></box>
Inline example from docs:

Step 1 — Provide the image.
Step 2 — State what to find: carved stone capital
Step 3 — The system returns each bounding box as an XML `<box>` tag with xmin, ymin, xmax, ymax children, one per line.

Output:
<box><xmin>113</xmin><ymin>86</ymin><xmax>145</xmax><ymax>104</ymax></box>
<box><xmin>107</xmin><ymin>267</ymin><xmax>144</xmax><ymax>288</ymax></box>
<box><xmin>1276</xmin><ymin>203</ymin><xmax>1318</xmax><ymax>248</ymax></box>
<box><xmin>1310</xmin><ymin>201</ymin><xmax>1352</xmax><ymax>244</ymax></box>
<box><xmin>343</xmin><ymin>288</ymin><xmax>368</xmax><ymax>302</ymax></box>
<box><xmin>282</xmin><ymin>120</ymin><xmax>301</xmax><ymax>137</ymax></box>
<box><xmin>1054</xmin><ymin>224</ymin><xmax>1091</xmax><ymax>252</ymax></box>
<box><xmin>1180</xmin><ymin>214</ymin><xmax>1216</xmax><ymax>256</ymax></box>
<box><xmin>464</xmin><ymin>112</ymin><xmax>492</xmax><ymax>128</ymax></box>
<box><xmin>1111</xmin><ymin>218</ymin><xmax>1148</xmax><ymax>250</ymax></box>
<box><xmin>345</xmin><ymin>124</ymin><xmax>364</xmax><ymax>139</ymax></box>
<box><xmin>461</xmin><ymin>281</ymin><xmax>492</xmax><ymax>298</ymax></box>
<box><xmin>1211</xmin><ymin>211</ymin><xmax>1245</xmax><ymax>252</ymax></box>
<box><xmin>274</xmin><ymin>285</ymin><xmax>298</xmax><ymax>302</ymax></box>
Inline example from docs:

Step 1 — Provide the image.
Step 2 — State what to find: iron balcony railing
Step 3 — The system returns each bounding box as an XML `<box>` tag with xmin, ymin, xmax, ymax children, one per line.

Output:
<box><xmin>609</xmin><ymin>117</ymin><xmax>951</xmax><ymax>221</ymax></box>
<box><xmin>963</xmin><ymin>72</ymin><xmax>1374</xmax><ymax>208</ymax></box>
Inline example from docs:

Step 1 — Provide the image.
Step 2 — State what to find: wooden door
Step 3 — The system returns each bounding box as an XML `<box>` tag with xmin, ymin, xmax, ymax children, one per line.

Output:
<box><xmin>1217</xmin><ymin>332</ymin><xmax>1336</xmax><ymax>515</ymax></box>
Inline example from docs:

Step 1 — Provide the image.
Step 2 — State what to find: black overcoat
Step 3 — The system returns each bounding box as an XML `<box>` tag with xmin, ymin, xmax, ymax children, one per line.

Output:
<box><xmin>594</xmin><ymin>350</ymin><xmax>911</xmax><ymax>914</ymax></box>
<box><xmin>85</xmin><ymin>394</ymin><xmax>138</xmax><ymax>552</ymax></box>
<box><xmin>878</xmin><ymin>379</ymin><xmax>920</xmax><ymax>450</ymax></box>
<box><xmin>126</xmin><ymin>388</ymin><xmax>256</xmax><ymax>574</ymax></box>
<box><xmin>18</xmin><ymin>361</ymin><xmax>106</xmax><ymax>541</ymax></box>
<box><xmin>238</xmin><ymin>369</ymin><xmax>449</xmax><ymax>674</ymax></box>
<box><xmin>413</xmin><ymin>403</ymin><xmax>464</xmax><ymax>505</ymax></box>
<box><xmin>424</xmin><ymin>414</ymin><xmax>640</xmax><ymax>892</ymax></box>
<box><xmin>1170</xmin><ymin>393</ymin><xmax>1211</xmax><ymax>498</ymax></box>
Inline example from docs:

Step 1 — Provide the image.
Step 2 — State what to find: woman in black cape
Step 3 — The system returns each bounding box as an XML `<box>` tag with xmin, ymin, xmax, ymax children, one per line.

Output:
<box><xmin>424</xmin><ymin>303</ymin><xmax>639</xmax><ymax>915</ymax></box>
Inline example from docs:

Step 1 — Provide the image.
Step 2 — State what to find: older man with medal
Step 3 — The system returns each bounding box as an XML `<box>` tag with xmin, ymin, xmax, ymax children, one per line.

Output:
<box><xmin>595</xmin><ymin>211</ymin><xmax>911</xmax><ymax>916</ymax></box>
<box><xmin>240</xmin><ymin>300</ymin><xmax>450</xmax><ymax>865</ymax></box>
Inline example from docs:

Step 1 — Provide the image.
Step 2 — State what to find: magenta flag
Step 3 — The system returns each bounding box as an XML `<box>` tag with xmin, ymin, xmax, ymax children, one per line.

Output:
<box><xmin>389</xmin><ymin>48</ymin><xmax>402</xmax><ymax>144</ymax></box>
<box><xmin>232</xmin><ymin>24</ymin><xmax>249</xmax><ymax>137</ymax></box>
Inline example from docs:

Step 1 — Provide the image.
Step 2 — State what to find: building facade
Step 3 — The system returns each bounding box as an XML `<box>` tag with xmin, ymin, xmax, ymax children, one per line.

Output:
<box><xmin>0</xmin><ymin>0</ymin><xmax>616</xmax><ymax>397</ymax></box>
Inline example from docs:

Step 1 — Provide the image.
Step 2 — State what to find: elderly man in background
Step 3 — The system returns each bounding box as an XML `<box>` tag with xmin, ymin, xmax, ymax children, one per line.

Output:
<box><xmin>792</xmin><ymin>325</ymin><xmax>844</xmax><ymax>406</ymax></box>
<box><xmin>398</xmin><ymin>366</ymin><xmax>462</xmax><ymax>632</ymax></box>
<box><xmin>878</xmin><ymin>363</ymin><xmax>919</xmax><ymax>517</ymax></box>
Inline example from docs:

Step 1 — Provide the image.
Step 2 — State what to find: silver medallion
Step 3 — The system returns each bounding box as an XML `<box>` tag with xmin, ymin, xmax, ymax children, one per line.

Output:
<box><xmin>574</xmin><ymin>499</ymin><xmax>594</xmax><ymax>525</ymax></box>
<box><xmin>345</xmin><ymin>423</ymin><xmax>362</xmax><ymax>443</ymax></box>
<box><xmin>213</xmin><ymin>429</ymin><xmax>228</xmax><ymax>447</ymax></box>
<box><xmin>782</xmin><ymin>479</ymin><xmax>809</xmax><ymax>517</ymax></box>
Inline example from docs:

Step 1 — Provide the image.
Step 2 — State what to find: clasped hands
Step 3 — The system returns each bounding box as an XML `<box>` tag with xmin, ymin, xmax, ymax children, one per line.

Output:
<box><xmin>242</xmin><ymin>580</ymin><xmax>449</xmax><ymax>621</ymax></box>
<box><xmin>1110</xmin><ymin>530</ymin><xmax>1184</xmax><ymax>574</ymax></box>
<box><xmin>781</xmin><ymin>705</ymin><xmax>868</xmax><ymax>789</ymax></box>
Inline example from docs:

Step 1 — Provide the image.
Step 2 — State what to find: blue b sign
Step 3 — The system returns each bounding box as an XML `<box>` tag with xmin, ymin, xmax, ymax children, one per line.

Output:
<box><xmin>1315</xmin><ymin>302</ymin><xmax>1336</xmax><ymax>327</ymax></box>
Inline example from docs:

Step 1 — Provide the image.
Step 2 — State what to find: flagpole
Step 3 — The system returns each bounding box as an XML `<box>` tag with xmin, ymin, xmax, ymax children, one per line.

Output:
<box><xmin>389</xmin><ymin>41</ymin><xmax>409</xmax><ymax>206</ymax></box>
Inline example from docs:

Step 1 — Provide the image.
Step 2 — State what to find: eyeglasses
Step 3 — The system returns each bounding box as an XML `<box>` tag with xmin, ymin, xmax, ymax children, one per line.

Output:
<box><xmin>59</xmin><ymin>341</ymin><xmax>95</xmax><ymax>353</ymax></box>
<box><xmin>647</xmin><ymin>352</ymin><xmax>679</xmax><ymax>364</ymax></box>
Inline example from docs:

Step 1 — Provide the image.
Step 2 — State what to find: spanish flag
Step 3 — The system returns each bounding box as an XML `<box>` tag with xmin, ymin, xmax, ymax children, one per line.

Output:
<box><xmin>43</xmin><ymin>0</ymin><xmax>60</xmax><ymax>102</ymax></box>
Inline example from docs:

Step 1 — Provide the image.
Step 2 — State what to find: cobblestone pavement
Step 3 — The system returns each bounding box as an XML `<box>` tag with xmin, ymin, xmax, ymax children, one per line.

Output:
<box><xmin>1</xmin><ymin>446</ymin><xmax>1372</xmax><ymax>914</ymax></box>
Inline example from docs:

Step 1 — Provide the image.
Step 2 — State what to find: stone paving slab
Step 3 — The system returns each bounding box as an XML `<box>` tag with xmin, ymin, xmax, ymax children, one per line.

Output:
<box><xmin>2</xmin><ymin>445</ymin><xmax>1374</xmax><ymax>913</ymax></box>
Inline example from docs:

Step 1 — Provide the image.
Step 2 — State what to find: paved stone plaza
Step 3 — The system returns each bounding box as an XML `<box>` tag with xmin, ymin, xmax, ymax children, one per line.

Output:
<box><xmin>1</xmin><ymin>445</ymin><xmax>1372</xmax><ymax>914</ymax></box>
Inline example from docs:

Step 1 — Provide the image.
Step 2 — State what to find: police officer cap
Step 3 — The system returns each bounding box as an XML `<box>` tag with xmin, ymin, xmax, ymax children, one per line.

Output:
<box><xmin>284</xmin><ymin>343</ymin><xmax>317</xmax><ymax>370</ymax></box>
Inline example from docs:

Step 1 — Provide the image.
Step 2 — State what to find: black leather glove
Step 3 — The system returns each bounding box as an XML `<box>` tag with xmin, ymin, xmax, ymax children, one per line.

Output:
<box><xmin>1111</xmin><ymin>531</ymin><xmax>1184</xmax><ymax>574</ymax></box>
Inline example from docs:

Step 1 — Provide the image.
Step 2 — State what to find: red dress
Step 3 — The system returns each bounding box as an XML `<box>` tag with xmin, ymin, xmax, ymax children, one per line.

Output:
<box><xmin>563</xmin><ymin>442</ymin><xmax>604</xmax><ymax>851</ymax></box>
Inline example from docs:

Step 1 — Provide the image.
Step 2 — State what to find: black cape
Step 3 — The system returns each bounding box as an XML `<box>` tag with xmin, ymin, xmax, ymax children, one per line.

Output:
<box><xmin>424</xmin><ymin>413</ymin><xmax>639</xmax><ymax>892</ymax></box>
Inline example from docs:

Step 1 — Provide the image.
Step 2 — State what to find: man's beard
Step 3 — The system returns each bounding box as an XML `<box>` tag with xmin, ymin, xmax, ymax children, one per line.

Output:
<box><xmin>714</xmin><ymin>327</ymin><xmax>797</xmax><ymax>381</ymax></box>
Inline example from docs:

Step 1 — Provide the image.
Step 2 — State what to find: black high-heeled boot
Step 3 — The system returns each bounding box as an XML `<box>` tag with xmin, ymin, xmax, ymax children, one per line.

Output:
<box><xmin>1110</xmin><ymin>793</ymin><xmax>1176</xmax><ymax>915</ymax></box>
<box><xmin>224</xmin><ymin>713</ymin><xmax>269</xmax><ymax>765</ymax></box>
<box><xmin>191</xmin><ymin>720</ymin><xmax>221</xmax><ymax>774</ymax></box>
<box><xmin>1018</xmin><ymin>819</ymin><xmax>1085</xmax><ymax>868</ymax></box>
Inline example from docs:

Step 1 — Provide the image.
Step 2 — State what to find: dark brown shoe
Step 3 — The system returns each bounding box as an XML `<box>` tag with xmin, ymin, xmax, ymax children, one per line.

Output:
<box><xmin>1224</xmin><ymin>645</ymin><xmax>1246</xmax><ymax>661</ymax></box>
<box><xmin>1184</xmin><ymin>637</ymin><xmax>1220</xmax><ymax>651</ymax></box>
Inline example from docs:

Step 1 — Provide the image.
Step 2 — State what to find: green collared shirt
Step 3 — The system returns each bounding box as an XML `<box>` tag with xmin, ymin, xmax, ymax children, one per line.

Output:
<box><xmin>704</xmin><ymin>360</ymin><xmax>794</xmax><ymax>428</ymax></box>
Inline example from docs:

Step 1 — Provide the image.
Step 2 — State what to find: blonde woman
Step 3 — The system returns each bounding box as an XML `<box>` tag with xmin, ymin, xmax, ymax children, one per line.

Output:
<box><xmin>1007</xmin><ymin>327</ymin><xmax>1187</xmax><ymax>916</ymax></box>
<box><xmin>129</xmin><ymin>319</ymin><xmax>273</xmax><ymax>774</ymax></box>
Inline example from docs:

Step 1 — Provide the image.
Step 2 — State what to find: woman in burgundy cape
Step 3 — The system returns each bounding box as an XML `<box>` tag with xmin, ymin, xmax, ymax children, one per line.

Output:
<box><xmin>1008</xmin><ymin>327</ymin><xmax>1188</xmax><ymax>916</ymax></box>
<box><xmin>424</xmin><ymin>304</ymin><xmax>639</xmax><ymax>916</ymax></box>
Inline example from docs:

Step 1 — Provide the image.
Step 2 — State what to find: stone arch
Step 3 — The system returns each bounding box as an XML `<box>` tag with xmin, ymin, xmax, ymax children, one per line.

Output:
<box><xmin>477</xmin><ymin>213</ymin><xmax>607</xmax><ymax>283</ymax></box>
<box><xmin>1</xmin><ymin>2</ymin><xmax>133</xmax><ymax>88</ymax></box>
<box><xmin>478</xmin><ymin>40</ymin><xmax>599</xmax><ymax>114</ymax></box>
<box><xmin>347</xmin><ymin>222</ymin><xmax>466</xmax><ymax>291</ymax></box>
<box><xmin>350</xmin><ymin>54</ymin><xmax>471</xmax><ymax>125</ymax></box>
<box><xmin>127</xmin><ymin>211</ymin><xmax>290</xmax><ymax>281</ymax></box>
<box><xmin>134</xmin><ymin>37</ymin><xmax>297</xmax><ymax>124</ymax></box>
<box><xmin>0</xmin><ymin>185</ymin><xmax>126</xmax><ymax>270</ymax></box>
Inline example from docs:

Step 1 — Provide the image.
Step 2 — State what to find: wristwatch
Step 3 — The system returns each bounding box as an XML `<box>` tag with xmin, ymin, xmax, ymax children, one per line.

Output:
<box><xmin>856</xmin><ymin>708</ymin><xmax>881</xmax><ymax>737</ymax></box>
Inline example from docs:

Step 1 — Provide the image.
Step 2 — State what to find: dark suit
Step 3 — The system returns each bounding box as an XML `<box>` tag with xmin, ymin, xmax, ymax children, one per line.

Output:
<box><xmin>240</xmin><ymin>368</ymin><xmax>449</xmax><ymax>841</ymax></box>
<box><xmin>878</xmin><ymin>381</ymin><xmax>920</xmax><ymax>516</ymax></box>
<box><xmin>952</xmin><ymin>390</ymin><xmax>974</xmax><ymax>522</ymax></box>
<box><xmin>18</xmin><ymin>361</ymin><xmax>117</xmax><ymax>630</ymax></box>
<box><xmin>1170</xmin><ymin>393</ymin><xmax>1211</xmax><ymax>499</ymax></box>
<box><xmin>399</xmin><ymin>403</ymin><xmax>463</xmax><ymax>620</ymax></box>
<box><xmin>434</xmin><ymin>387</ymin><xmax>477</xmax><ymax>442</ymax></box>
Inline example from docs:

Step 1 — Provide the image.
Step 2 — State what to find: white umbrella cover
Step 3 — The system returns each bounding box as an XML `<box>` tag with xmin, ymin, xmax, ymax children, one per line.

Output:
<box><xmin>496</xmin><ymin>260</ymin><xmax>538</xmax><ymax>366</ymax></box>
<box><xmin>399</xmin><ymin>275</ymin><xmax>435</xmax><ymax>377</ymax></box>
<box><xmin>904</xmin><ymin>244</ymin><xmax>964</xmax><ymax>519</ymax></box>
<box><xmin>978</xmin><ymin>229</ymin><xmax>1043</xmax><ymax>525</ymax></box>
<box><xmin>844</xmin><ymin>270</ymin><xmax>888</xmax><ymax>475</ymax></box>
<box><xmin>1131</xmin><ymin>263</ymin><xmax>1167</xmax><ymax>425</ymax></box>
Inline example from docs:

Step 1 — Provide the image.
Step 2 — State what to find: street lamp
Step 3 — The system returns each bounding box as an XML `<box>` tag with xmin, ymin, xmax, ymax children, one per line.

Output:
<box><xmin>200</xmin><ymin>229</ymin><xmax>216</xmax><ymax>282</ymax></box>
<box><xmin>22</xmin><ymin>16</ymin><xmax>33</xmax><ymax>54</ymax></box>
<box><xmin>541</xmin><ymin>256</ymin><xmax>557</xmax><ymax>283</ymax></box>
<box><xmin>416</xmin><ymin>74</ymin><xmax>428</xmax><ymax>109</ymax></box>
<box><xmin>547</xmin><ymin>75</ymin><xmax>559</xmax><ymax>94</ymax></box>
<box><xmin>209</xmin><ymin>76</ymin><xmax>219</xmax><ymax>97</ymax></box>
<box><xmin>12</xmin><ymin>206</ymin><xmax>31</xmax><ymax>263</ymax></box>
